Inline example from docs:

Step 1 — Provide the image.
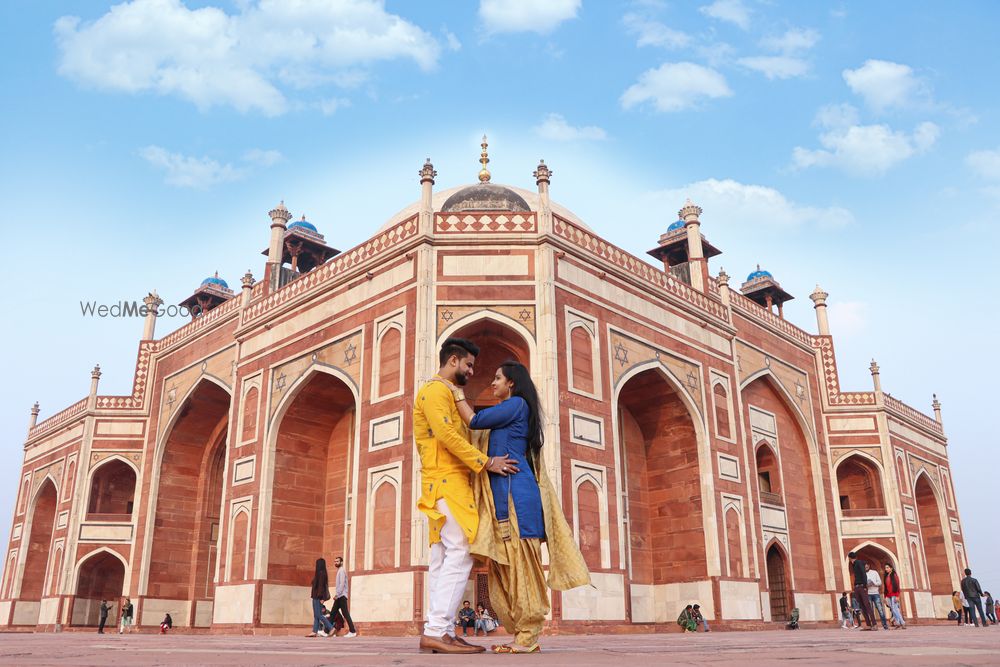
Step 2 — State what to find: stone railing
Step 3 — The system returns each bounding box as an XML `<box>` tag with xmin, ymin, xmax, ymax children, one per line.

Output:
<box><xmin>759</xmin><ymin>491</ymin><xmax>784</xmax><ymax>506</ymax></box>
<box><xmin>552</xmin><ymin>215</ymin><xmax>729</xmax><ymax>322</ymax></box>
<box><xmin>242</xmin><ymin>214</ymin><xmax>419</xmax><ymax>324</ymax></box>
<box><xmin>27</xmin><ymin>398</ymin><xmax>87</xmax><ymax>440</ymax></box>
<box><xmin>157</xmin><ymin>294</ymin><xmax>242</xmax><ymax>352</ymax></box>
<box><xmin>841</xmin><ymin>507</ymin><xmax>888</xmax><ymax>518</ymax></box>
<box><xmin>884</xmin><ymin>394</ymin><xmax>943</xmax><ymax>434</ymax></box>
<box><xmin>435</xmin><ymin>212</ymin><xmax>536</xmax><ymax>233</ymax></box>
<box><xmin>729</xmin><ymin>290</ymin><xmax>814</xmax><ymax>347</ymax></box>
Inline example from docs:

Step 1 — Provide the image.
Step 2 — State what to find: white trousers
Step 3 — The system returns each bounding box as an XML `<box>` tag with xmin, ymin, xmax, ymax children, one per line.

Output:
<box><xmin>424</xmin><ymin>498</ymin><xmax>474</xmax><ymax>637</ymax></box>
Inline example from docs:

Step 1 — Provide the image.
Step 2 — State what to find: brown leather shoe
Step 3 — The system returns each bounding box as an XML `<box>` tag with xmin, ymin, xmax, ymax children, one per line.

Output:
<box><xmin>451</xmin><ymin>634</ymin><xmax>486</xmax><ymax>652</ymax></box>
<box><xmin>419</xmin><ymin>634</ymin><xmax>482</xmax><ymax>654</ymax></box>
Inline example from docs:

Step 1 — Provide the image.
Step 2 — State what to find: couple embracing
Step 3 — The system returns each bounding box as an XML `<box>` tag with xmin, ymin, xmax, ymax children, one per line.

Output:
<box><xmin>414</xmin><ymin>337</ymin><xmax>590</xmax><ymax>654</ymax></box>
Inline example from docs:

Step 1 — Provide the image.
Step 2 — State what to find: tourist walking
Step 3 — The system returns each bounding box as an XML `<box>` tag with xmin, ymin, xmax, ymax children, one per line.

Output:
<box><xmin>98</xmin><ymin>599</ymin><xmax>110</xmax><ymax>634</ymax></box>
<box><xmin>452</xmin><ymin>359</ymin><xmax>590</xmax><ymax>654</ymax></box>
<box><xmin>882</xmin><ymin>563</ymin><xmax>906</xmax><ymax>629</ymax></box>
<box><xmin>953</xmin><ymin>591</ymin><xmax>965</xmax><ymax>626</ymax></box>
<box><xmin>331</xmin><ymin>556</ymin><xmax>357</xmax><ymax>637</ymax></box>
<box><xmin>961</xmin><ymin>568</ymin><xmax>990</xmax><ymax>628</ymax></box>
<box><xmin>118</xmin><ymin>597</ymin><xmax>134</xmax><ymax>634</ymax></box>
<box><xmin>414</xmin><ymin>338</ymin><xmax>516</xmax><ymax>655</ymax></box>
<box><xmin>865</xmin><ymin>562</ymin><xmax>889</xmax><ymax>630</ymax></box>
<box><xmin>848</xmin><ymin>553</ymin><xmax>877</xmax><ymax>630</ymax></box>
<box><xmin>985</xmin><ymin>591</ymin><xmax>997</xmax><ymax>624</ymax></box>
<box><xmin>308</xmin><ymin>558</ymin><xmax>334</xmax><ymax>637</ymax></box>
<box><xmin>839</xmin><ymin>591</ymin><xmax>854</xmax><ymax>629</ymax></box>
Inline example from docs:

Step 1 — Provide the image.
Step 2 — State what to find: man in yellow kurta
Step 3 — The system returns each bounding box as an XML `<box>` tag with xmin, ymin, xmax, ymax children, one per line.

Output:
<box><xmin>414</xmin><ymin>337</ymin><xmax>517</xmax><ymax>655</ymax></box>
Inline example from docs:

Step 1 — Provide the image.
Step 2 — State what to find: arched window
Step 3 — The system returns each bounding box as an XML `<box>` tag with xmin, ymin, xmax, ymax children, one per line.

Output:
<box><xmin>836</xmin><ymin>455</ymin><xmax>886</xmax><ymax>516</ymax></box>
<box><xmin>755</xmin><ymin>443</ymin><xmax>781</xmax><ymax>501</ymax></box>
<box><xmin>87</xmin><ymin>459</ymin><xmax>136</xmax><ymax>519</ymax></box>
<box><xmin>576</xmin><ymin>480</ymin><xmax>602</xmax><ymax>570</ymax></box>
<box><xmin>713</xmin><ymin>383</ymin><xmax>731</xmax><ymax>439</ymax></box>
<box><xmin>240</xmin><ymin>386</ymin><xmax>259</xmax><ymax>442</ymax></box>
<box><xmin>570</xmin><ymin>325</ymin><xmax>595</xmax><ymax>394</ymax></box>
<box><xmin>377</xmin><ymin>327</ymin><xmax>402</xmax><ymax>397</ymax></box>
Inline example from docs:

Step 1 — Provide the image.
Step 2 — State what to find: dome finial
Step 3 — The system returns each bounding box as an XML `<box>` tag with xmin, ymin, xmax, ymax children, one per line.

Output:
<box><xmin>478</xmin><ymin>134</ymin><xmax>491</xmax><ymax>183</ymax></box>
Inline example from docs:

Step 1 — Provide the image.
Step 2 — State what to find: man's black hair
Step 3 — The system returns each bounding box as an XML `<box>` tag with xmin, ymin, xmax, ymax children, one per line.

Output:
<box><xmin>439</xmin><ymin>337</ymin><xmax>480</xmax><ymax>366</ymax></box>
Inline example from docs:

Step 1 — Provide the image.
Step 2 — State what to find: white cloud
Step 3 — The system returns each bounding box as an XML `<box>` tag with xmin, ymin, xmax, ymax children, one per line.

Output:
<box><xmin>843</xmin><ymin>59</ymin><xmax>926</xmax><ymax>112</ymax></box>
<box><xmin>652</xmin><ymin>178</ymin><xmax>854</xmax><ymax>229</ymax></box>
<box><xmin>443</xmin><ymin>28</ymin><xmax>462</xmax><ymax>51</ymax></box>
<box><xmin>479</xmin><ymin>0</ymin><xmax>580</xmax><ymax>34</ymax></box>
<box><xmin>737</xmin><ymin>55</ymin><xmax>809</xmax><ymax>80</ymax></box>
<box><xmin>242</xmin><ymin>148</ymin><xmax>283</xmax><ymax>167</ymax></box>
<box><xmin>966</xmin><ymin>147</ymin><xmax>1000</xmax><ymax>181</ymax></box>
<box><xmin>54</xmin><ymin>0</ymin><xmax>441</xmax><ymax>115</ymax></box>
<box><xmin>699</xmin><ymin>0</ymin><xmax>750</xmax><ymax>30</ymax></box>
<box><xmin>792</xmin><ymin>120</ymin><xmax>940</xmax><ymax>176</ymax></box>
<box><xmin>533</xmin><ymin>113</ymin><xmax>607</xmax><ymax>141</ymax></box>
<box><xmin>623</xmin><ymin>12</ymin><xmax>690</xmax><ymax>49</ymax></box>
<box><xmin>813</xmin><ymin>103</ymin><xmax>860</xmax><ymax>129</ymax></box>
<box><xmin>140</xmin><ymin>146</ymin><xmax>244</xmax><ymax>188</ymax></box>
<box><xmin>621</xmin><ymin>62</ymin><xmax>732</xmax><ymax>112</ymax></box>
<box><xmin>760</xmin><ymin>27</ymin><xmax>820</xmax><ymax>54</ymax></box>
<box><xmin>318</xmin><ymin>97</ymin><xmax>351</xmax><ymax>115</ymax></box>
<box><xmin>739</xmin><ymin>27</ymin><xmax>819</xmax><ymax>80</ymax></box>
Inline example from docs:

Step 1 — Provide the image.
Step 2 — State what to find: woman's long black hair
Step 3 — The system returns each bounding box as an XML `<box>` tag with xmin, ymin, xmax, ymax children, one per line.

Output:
<box><xmin>313</xmin><ymin>557</ymin><xmax>329</xmax><ymax>588</ymax></box>
<box><xmin>499</xmin><ymin>360</ymin><xmax>543</xmax><ymax>463</ymax></box>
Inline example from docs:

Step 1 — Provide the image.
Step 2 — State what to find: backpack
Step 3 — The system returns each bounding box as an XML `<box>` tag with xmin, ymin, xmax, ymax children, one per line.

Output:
<box><xmin>947</xmin><ymin>610</ymin><xmax>959</xmax><ymax>621</ymax></box>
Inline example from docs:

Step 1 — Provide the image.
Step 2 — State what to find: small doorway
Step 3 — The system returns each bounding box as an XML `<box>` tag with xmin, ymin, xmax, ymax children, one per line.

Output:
<box><xmin>766</xmin><ymin>544</ymin><xmax>790</xmax><ymax>621</ymax></box>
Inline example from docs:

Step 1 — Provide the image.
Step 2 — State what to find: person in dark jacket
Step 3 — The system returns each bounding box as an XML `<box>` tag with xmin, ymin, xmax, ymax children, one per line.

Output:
<box><xmin>848</xmin><ymin>552</ymin><xmax>877</xmax><ymax>630</ymax></box>
<box><xmin>98</xmin><ymin>599</ymin><xmax>110</xmax><ymax>634</ymax></box>
<box><xmin>961</xmin><ymin>568</ymin><xmax>989</xmax><ymax>628</ymax></box>
<box><xmin>309</xmin><ymin>558</ymin><xmax>335</xmax><ymax>637</ymax></box>
<box><xmin>985</xmin><ymin>591</ymin><xmax>997</xmax><ymax>624</ymax></box>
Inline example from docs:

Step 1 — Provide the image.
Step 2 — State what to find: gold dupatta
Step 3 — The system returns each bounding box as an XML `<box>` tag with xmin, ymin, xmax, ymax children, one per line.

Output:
<box><xmin>468</xmin><ymin>429</ymin><xmax>591</xmax><ymax>591</ymax></box>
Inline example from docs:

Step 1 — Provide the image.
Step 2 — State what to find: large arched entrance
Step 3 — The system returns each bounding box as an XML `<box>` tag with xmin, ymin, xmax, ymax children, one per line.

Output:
<box><xmin>618</xmin><ymin>367</ymin><xmax>704</xmax><ymax>616</ymax></box>
<box><xmin>743</xmin><ymin>376</ymin><xmax>825</xmax><ymax>595</ymax></box>
<box><xmin>267</xmin><ymin>371</ymin><xmax>355</xmax><ymax>587</ymax></box>
<box><xmin>72</xmin><ymin>550</ymin><xmax>126</xmax><ymax>626</ymax></box>
<box><xmin>766</xmin><ymin>543</ymin><xmax>791</xmax><ymax>621</ymax></box>
<box><xmin>851</xmin><ymin>543</ymin><xmax>896</xmax><ymax>580</ymax></box>
<box><xmin>146</xmin><ymin>378</ymin><xmax>230</xmax><ymax>623</ymax></box>
<box><xmin>20</xmin><ymin>480</ymin><xmax>58</xmax><ymax>604</ymax></box>
<box><xmin>914</xmin><ymin>474</ymin><xmax>951</xmax><ymax>595</ymax></box>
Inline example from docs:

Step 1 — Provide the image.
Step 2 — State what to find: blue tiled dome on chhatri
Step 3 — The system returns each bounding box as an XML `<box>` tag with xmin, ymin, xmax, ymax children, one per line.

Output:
<box><xmin>200</xmin><ymin>272</ymin><xmax>229</xmax><ymax>289</ymax></box>
<box><xmin>667</xmin><ymin>219</ymin><xmax>685</xmax><ymax>231</ymax></box>
<box><xmin>288</xmin><ymin>215</ymin><xmax>318</xmax><ymax>233</ymax></box>
<box><xmin>746</xmin><ymin>264</ymin><xmax>773</xmax><ymax>282</ymax></box>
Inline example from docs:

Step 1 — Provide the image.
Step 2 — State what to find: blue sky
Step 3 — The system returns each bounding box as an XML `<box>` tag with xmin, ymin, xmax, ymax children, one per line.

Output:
<box><xmin>1</xmin><ymin>0</ymin><xmax>997</xmax><ymax>590</ymax></box>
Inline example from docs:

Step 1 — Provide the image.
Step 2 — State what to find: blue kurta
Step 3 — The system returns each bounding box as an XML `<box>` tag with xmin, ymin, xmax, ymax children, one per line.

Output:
<box><xmin>469</xmin><ymin>396</ymin><xmax>545</xmax><ymax>539</ymax></box>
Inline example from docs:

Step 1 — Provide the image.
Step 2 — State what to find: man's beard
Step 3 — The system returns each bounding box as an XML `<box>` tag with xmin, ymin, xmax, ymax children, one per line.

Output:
<box><xmin>455</xmin><ymin>371</ymin><xmax>469</xmax><ymax>386</ymax></box>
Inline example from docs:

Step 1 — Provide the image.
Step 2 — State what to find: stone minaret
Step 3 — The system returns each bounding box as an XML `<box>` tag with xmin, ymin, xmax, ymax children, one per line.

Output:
<box><xmin>534</xmin><ymin>159</ymin><xmax>552</xmax><ymax>234</ymax></box>
<box><xmin>810</xmin><ymin>285</ymin><xmax>831</xmax><ymax>335</ymax></box>
<box><xmin>142</xmin><ymin>291</ymin><xmax>163</xmax><ymax>340</ymax></box>
<box><xmin>267</xmin><ymin>201</ymin><xmax>292</xmax><ymax>290</ymax></box>
<box><xmin>241</xmin><ymin>270</ymin><xmax>255</xmax><ymax>308</ymax></box>
<box><xmin>680</xmin><ymin>199</ymin><xmax>706</xmax><ymax>292</ymax></box>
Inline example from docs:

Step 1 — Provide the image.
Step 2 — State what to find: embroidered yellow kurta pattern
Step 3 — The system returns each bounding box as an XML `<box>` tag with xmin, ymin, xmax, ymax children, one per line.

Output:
<box><xmin>414</xmin><ymin>376</ymin><xmax>487</xmax><ymax>545</ymax></box>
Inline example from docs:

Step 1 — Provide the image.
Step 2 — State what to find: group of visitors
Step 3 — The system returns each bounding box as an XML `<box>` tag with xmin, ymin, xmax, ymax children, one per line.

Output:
<box><xmin>308</xmin><ymin>556</ymin><xmax>357</xmax><ymax>638</ymax></box>
<box><xmin>950</xmin><ymin>568</ymin><xmax>996</xmax><ymax>628</ymax></box>
<box><xmin>456</xmin><ymin>600</ymin><xmax>498</xmax><ymax>636</ymax></box>
<box><xmin>676</xmin><ymin>604</ymin><xmax>710</xmax><ymax>632</ymax></box>
<box><xmin>845</xmin><ymin>552</ymin><xmax>907</xmax><ymax>630</ymax></box>
<box><xmin>95</xmin><ymin>597</ymin><xmax>133</xmax><ymax>635</ymax></box>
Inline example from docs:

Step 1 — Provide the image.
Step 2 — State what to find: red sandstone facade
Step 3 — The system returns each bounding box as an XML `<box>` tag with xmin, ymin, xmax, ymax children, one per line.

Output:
<box><xmin>0</xmin><ymin>155</ymin><xmax>966</xmax><ymax>632</ymax></box>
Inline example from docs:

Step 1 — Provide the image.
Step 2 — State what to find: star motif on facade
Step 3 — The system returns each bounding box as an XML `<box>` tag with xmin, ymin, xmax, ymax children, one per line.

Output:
<box><xmin>795</xmin><ymin>379</ymin><xmax>806</xmax><ymax>404</ymax></box>
<box><xmin>518</xmin><ymin>308</ymin><xmax>532</xmax><ymax>322</ymax></box>
<box><xmin>614</xmin><ymin>342</ymin><xmax>629</xmax><ymax>367</ymax></box>
<box><xmin>441</xmin><ymin>309</ymin><xmax>454</xmax><ymax>323</ymax></box>
<box><xmin>274</xmin><ymin>372</ymin><xmax>287</xmax><ymax>392</ymax></box>
<box><xmin>344</xmin><ymin>342</ymin><xmax>358</xmax><ymax>364</ymax></box>
<box><xmin>686</xmin><ymin>370</ymin><xmax>698</xmax><ymax>390</ymax></box>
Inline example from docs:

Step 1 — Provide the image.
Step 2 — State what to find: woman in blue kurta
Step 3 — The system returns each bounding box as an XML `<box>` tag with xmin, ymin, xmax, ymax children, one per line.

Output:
<box><xmin>452</xmin><ymin>360</ymin><xmax>548</xmax><ymax>653</ymax></box>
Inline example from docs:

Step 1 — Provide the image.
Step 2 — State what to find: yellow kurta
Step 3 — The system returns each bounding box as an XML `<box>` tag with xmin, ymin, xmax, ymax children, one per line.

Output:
<box><xmin>414</xmin><ymin>377</ymin><xmax>487</xmax><ymax>545</ymax></box>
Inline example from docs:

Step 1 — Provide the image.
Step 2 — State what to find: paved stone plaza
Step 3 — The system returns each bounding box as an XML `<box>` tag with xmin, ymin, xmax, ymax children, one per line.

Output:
<box><xmin>1</xmin><ymin>627</ymin><xmax>998</xmax><ymax>666</ymax></box>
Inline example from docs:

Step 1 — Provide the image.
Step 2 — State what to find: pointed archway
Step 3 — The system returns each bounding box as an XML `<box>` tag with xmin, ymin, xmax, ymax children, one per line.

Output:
<box><xmin>914</xmin><ymin>474</ymin><xmax>951</xmax><ymax>595</ymax></box>
<box><xmin>86</xmin><ymin>458</ymin><xmax>137</xmax><ymax>519</ymax></box>
<box><xmin>766</xmin><ymin>542</ymin><xmax>791</xmax><ymax>621</ymax></box>
<box><xmin>836</xmin><ymin>454</ymin><xmax>886</xmax><ymax>516</ymax></box>
<box><xmin>145</xmin><ymin>378</ymin><xmax>230</xmax><ymax>625</ymax></box>
<box><xmin>618</xmin><ymin>366</ymin><xmax>705</xmax><ymax>617</ymax></box>
<box><xmin>743</xmin><ymin>375</ymin><xmax>826</xmax><ymax>594</ymax></box>
<box><xmin>444</xmin><ymin>317</ymin><xmax>532</xmax><ymax>407</ymax></box>
<box><xmin>20</xmin><ymin>479</ymin><xmax>58</xmax><ymax>603</ymax></box>
<box><xmin>266</xmin><ymin>370</ymin><xmax>356</xmax><ymax>587</ymax></box>
<box><xmin>72</xmin><ymin>549</ymin><xmax>126</xmax><ymax>626</ymax></box>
